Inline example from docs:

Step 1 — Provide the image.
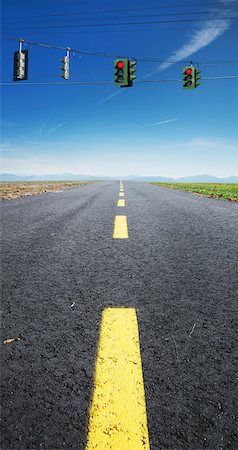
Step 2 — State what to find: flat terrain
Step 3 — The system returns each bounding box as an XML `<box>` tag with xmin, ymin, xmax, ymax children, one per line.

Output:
<box><xmin>1</xmin><ymin>181</ymin><xmax>238</xmax><ymax>449</ymax></box>
<box><xmin>0</xmin><ymin>181</ymin><xmax>96</xmax><ymax>201</ymax></box>
<box><xmin>150</xmin><ymin>182</ymin><xmax>238</xmax><ymax>201</ymax></box>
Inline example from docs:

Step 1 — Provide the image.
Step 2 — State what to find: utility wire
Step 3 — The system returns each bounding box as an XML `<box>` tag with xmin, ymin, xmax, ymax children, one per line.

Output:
<box><xmin>2</xmin><ymin>3</ymin><xmax>225</xmax><ymax>20</ymax></box>
<box><xmin>4</xmin><ymin>37</ymin><xmax>238</xmax><ymax>65</ymax></box>
<box><xmin>3</xmin><ymin>10</ymin><xmax>233</xmax><ymax>24</ymax></box>
<box><xmin>2</xmin><ymin>16</ymin><xmax>237</xmax><ymax>31</ymax></box>
<box><xmin>1</xmin><ymin>76</ymin><xmax>238</xmax><ymax>86</ymax></box>
<box><xmin>2</xmin><ymin>24</ymin><xmax>236</xmax><ymax>36</ymax></box>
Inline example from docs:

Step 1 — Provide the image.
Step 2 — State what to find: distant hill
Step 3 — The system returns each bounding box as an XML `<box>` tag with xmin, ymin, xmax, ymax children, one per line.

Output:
<box><xmin>0</xmin><ymin>173</ymin><xmax>238</xmax><ymax>183</ymax></box>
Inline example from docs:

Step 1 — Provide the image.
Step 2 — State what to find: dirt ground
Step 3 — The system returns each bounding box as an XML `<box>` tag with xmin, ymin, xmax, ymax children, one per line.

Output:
<box><xmin>0</xmin><ymin>181</ymin><xmax>95</xmax><ymax>201</ymax></box>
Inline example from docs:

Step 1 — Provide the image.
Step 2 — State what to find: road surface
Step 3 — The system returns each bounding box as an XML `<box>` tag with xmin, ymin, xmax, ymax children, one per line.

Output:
<box><xmin>1</xmin><ymin>181</ymin><xmax>238</xmax><ymax>449</ymax></box>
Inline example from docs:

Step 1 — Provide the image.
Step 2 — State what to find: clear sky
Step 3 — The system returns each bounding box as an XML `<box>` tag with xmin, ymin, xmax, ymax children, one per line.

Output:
<box><xmin>1</xmin><ymin>0</ymin><xmax>238</xmax><ymax>177</ymax></box>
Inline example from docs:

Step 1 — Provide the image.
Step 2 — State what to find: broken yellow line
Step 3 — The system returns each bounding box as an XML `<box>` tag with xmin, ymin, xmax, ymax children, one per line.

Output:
<box><xmin>119</xmin><ymin>192</ymin><xmax>124</xmax><ymax>197</ymax></box>
<box><xmin>113</xmin><ymin>215</ymin><xmax>128</xmax><ymax>238</ymax></box>
<box><xmin>86</xmin><ymin>308</ymin><xmax>150</xmax><ymax>450</ymax></box>
<box><xmin>117</xmin><ymin>199</ymin><xmax>125</xmax><ymax>207</ymax></box>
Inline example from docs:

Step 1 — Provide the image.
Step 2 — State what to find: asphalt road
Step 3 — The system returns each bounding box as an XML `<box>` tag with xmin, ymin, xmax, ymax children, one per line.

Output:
<box><xmin>1</xmin><ymin>181</ymin><xmax>238</xmax><ymax>450</ymax></box>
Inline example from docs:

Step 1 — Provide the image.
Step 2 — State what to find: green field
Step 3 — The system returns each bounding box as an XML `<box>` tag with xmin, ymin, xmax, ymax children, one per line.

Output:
<box><xmin>150</xmin><ymin>183</ymin><xmax>238</xmax><ymax>201</ymax></box>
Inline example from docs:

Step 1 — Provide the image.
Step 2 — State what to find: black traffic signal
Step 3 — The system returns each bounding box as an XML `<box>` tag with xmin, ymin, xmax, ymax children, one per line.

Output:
<box><xmin>13</xmin><ymin>50</ymin><xmax>28</xmax><ymax>81</ymax></box>
<box><xmin>114</xmin><ymin>59</ymin><xmax>129</xmax><ymax>87</ymax></box>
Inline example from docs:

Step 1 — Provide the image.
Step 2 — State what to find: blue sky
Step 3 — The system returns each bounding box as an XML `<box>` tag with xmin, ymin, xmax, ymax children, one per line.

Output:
<box><xmin>1</xmin><ymin>0</ymin><xmax>238</xmax><ymax>177</ymax></box>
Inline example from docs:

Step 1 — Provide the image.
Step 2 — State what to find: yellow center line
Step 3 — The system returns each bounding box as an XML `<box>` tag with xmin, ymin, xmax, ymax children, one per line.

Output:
<box><xmin>113</xmin><ymin>215</ymin><xmax>128</xmax><ymax>239</ymax></box>
<box><xmin>119</xmin><ymin>192</ymin><xmax>124</xmax><ymax>197</ymax></box>
<box><xmin>117</xmin><ymin>199</ymin><xmax>125</xmax><ymax>207</ymax></box>
<box><xmin>86</xmin><ymin>308</ymin><xmax>150</xmax><ymax>450</ymax></box>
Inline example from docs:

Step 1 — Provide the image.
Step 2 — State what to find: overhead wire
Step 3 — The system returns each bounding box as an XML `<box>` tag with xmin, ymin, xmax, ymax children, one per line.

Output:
<box><xmin>3</xmin><ymin>37</ymin><xmax>238</xmax><ymax>66</ymax></box>
<box><xmin>2</xmin><ymin>3</ymin><xmax>226</xmax><ymax>20</ymax></box>
<box><xmin>1</xmin><ymin>76</ymin><xmax>238</xmax><ymax>86</ymax></box>
<box><xmin>3</xmin><ymin>10</ymin><xmax>234</xmax><ymax>25</ymax></box>
<box><xmin>2</xmin><ymin>16</ymin><xmax>238</xmax><ymax>31</ymax></box>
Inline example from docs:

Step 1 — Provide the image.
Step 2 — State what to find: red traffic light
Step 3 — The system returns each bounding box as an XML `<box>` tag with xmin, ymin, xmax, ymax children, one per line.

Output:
<box><xmin>185</xmin><ymin>68</ymin><xmax>192</xmax><ymax>75</ymax></box>
<box><xmin>117</xmin><ymin>61</ymin><xmax>124</xmax><ymax>69</ymax></box>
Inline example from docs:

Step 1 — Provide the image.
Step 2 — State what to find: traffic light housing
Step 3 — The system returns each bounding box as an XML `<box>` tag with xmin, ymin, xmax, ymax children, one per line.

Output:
<box><xmin>195</xmin><ymin>68</ymin><xmax>201</xmax><ymax>88</ymax></box>
<box><xmin>114</xmin><ymin>59</ymin><xmax>129</xmax><ymax>87</ymax></box>
<box><xmin>13</xmin><ymin>50</ymin><xmax>28</xmax><ymax>81</ymax></box>
<box><xmin>183</xmin><ymin>66</ymin><xmax>196</xmax><ymax>89</ymax></box>
<box><xmin>128</xmin><ymin>60</ymin><xmax>136</xmax><ymax>86</ymax></box>
<box><xmin>60</xmin><ymin>56</ymin><xmax>70</xmax><ymax>80</ymax></box>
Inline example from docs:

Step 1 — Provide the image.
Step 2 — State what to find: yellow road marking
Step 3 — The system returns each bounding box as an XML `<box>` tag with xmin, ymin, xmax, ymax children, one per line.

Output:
<box><xmin>120</xmin><ymin>188</ymin><xmax>124</xmax><ymax>192</ymax></box>
<box><xmin>113</xmin><ymin>215</ymin><xmax>128</xmax><ymax>238</ymax></box>
<box><xmin>86</xmin><ymin>308</ymin><xmax>150</xmax><ymax>450</ymax></box>
<box><xmin>119</xmin><ymin>192</ymin><xmax>124</xmax><ymax>197</ymax></box>
<box><xmin>117</xmin><ymin>199</ymin><xmax>125</xmax><ymax>207</ymax></box>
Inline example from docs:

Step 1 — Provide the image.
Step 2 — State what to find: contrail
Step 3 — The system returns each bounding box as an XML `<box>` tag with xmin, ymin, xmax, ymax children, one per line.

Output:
<box><xmin>96</xmin><ymin>90</ymin><xmax>123</xmax><ymax>106</ymax></box>
<box><xmin>45</xmin><ymin>123</ymin><xmax>64</xmax><ymax>134</ymax></box>
<box><xmin>34</xmin><ymin>115</ymin><xmax>52</xmax><ymax>140</ymax></box>
<box><xmin>150</xmin><ymin>119</ymin><xmax>178</xmax><ymax>126</ymax></box>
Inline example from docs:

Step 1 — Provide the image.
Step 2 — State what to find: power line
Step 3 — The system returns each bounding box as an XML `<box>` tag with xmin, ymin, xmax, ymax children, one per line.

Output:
<box><xmin>3</xmin><ymin>10</ymin><xmax>232</xmax><ymax>25</ymax></box>
<box><xmin>2</xmin><ymin>16</ymin><xmax>237</xmax><ymax>31</ymax></box>
<box><xmin>2</xmin><ymin>3</ymin><xmax>225</xmax><ymax>20</ymax></box>
<box><xmin>1</xmin><ymin>76</ymin><xmax>238</xmax><ymax>86</ymax></box>
<box><xmin>4</xmin><ymin>37</ymin><xmax>238</xmax><ymax>65</ymax></box>
<box><xmin>2</xmin><ymin>23</ymin><xmax>236</xmax><ymax>37</ymax></box>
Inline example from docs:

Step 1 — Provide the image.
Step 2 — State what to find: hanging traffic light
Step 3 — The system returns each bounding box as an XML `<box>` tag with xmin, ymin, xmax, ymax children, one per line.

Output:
<box><xmin>183</xmin><ymin>66</ymin><xmax>201</xmax><ymax>89</ymax></box>
<box><xmin>183</xmin><ymin>66</ymin><xmax>196</xmax><ymax>89</ymax></box>
<box><xmin>114</xmin><ymin>59</ymin><xmax>129</xmax><ymax>87</ymax></box>
<box><xmin>128</xmin><ymin>60</ymin><xmax>137</xmax><ymax>86</ymax></box>
<box><xmin>13</xmin><ymin>50</ymin><xmax>28</xmax><ymax>81</ymax></box>
<box><xmin>195</xmin><ymin>68</ymin><xmax>201</xmax><ymax>88</ymax></box>
<box><xmin>60</xmin><ymin>55</ymin><xmax>70</xmax><ymax>80</ymax></box>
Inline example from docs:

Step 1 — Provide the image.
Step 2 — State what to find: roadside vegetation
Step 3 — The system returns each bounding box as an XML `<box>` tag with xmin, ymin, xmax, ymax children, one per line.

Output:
<box><xmin>0</xmin><ymin>180</ymin><xmax>96</xmax><ymax>201</ymax></box>
<box><xmin>150</xmin><ymin>183</ymin><xmax>238</xmax><ymax>202</ymax></box>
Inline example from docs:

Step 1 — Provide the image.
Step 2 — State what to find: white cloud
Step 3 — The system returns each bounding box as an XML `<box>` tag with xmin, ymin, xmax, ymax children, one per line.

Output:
<box><xmin>145</xmin><ymin>2</ymin><xmax>235</xmax><ymax>78</ymax></box>
<box><xmin>158</xmin><ymin>19</ymin><xmax>231</xmax><ymax>73</ymax></box>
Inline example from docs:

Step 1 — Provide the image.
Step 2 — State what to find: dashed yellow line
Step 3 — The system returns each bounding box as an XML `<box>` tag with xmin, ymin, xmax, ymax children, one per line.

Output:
<box><xmin>86</xmin><ymin>308</ymin><xmax>150</xmax><ymax>450</ymax></box>
<box><xmin>117</xmin><ymin>199</ymin><xmax>125</xmax><ymax>207</ymax></box>
<box><xmin>113</xmin><ymin>216</ymin><xmax>128</xmax><ymax>239</ymax></box>
<box><xmin>113</xmin><ymin>215</ymin><xmax>128</xmax><ymax>238</ymax></box>
<box><xmin>119</xmin><ymin>192</ymin><xmax>124</xmax><ymax>197</ymax></box>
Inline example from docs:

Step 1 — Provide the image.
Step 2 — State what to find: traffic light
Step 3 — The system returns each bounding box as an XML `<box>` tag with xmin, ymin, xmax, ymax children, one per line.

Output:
<box><xmin>183</xmin><ymin>66</ymin><xmax>196</xmax><ymax>89</ymax></box>
<box><xmin>195</xmin><ymin>68</ymin><xmax>201</xmax><ymax>88</ymax></box>
<box><xmin>114</xmin><ymin>59</ymin><xmax>129</xmax><ymax>87</ymax></box>
<box><xmin>13</xmin><ymin>50</ymin><xmax>28</xmax><ymax>81</ymax></box>
<box><xmin>128</xmin><ymin>60</ymin><xmax>137</xmax><ymax>86</ymax></box>
<box><xmin>60</xmin><ymin>56</ymin><xmax>70</xmax><ymax>80</ymax></box>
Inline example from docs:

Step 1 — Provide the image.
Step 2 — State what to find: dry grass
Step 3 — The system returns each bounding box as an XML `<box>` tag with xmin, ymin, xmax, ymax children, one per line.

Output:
<box><xmin>0</xmin><ymin>181</ymin><xmax>96</xmax><ymax>201</ymax></box>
